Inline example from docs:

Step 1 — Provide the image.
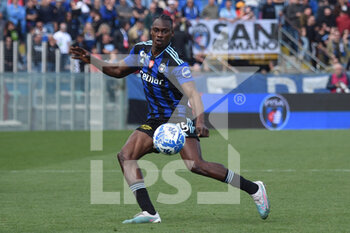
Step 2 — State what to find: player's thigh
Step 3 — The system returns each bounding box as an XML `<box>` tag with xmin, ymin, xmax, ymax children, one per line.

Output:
<box><xmin>119</xmin><ymin>130</ymin><xmax>154</xmax><ymax>160</ymax></box>
<box><xmin>180</xmin><ymin>138</ymin><xmax>204</xmax><ymax>169</ymax></box>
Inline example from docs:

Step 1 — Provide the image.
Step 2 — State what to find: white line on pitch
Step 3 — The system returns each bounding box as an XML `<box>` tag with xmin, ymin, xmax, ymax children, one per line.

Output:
<box><xmin>0</xmin><ymin>169</ymin><xmax>350</xmax><ymax>174</ymax></box>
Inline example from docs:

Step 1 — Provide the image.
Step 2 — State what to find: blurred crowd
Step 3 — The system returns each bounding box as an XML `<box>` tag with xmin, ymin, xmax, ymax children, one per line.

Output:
<box><xmin>1</xmin><ymin>0</ymin><xmax>350</xmax><ymax>72</ymax></box>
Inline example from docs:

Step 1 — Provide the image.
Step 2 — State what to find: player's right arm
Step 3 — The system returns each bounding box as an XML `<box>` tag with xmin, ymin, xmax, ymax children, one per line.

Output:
<box><xmin>70</xmin><ymin>46</ymin><xmax>138</xmax><ymax>78</ymax></box>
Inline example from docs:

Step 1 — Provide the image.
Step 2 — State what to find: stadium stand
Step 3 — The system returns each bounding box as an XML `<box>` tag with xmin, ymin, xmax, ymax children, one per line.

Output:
<box><xmin>0</xmin><ymin>0</ymin><xmax>349</xmax><ymax>73</ymax></box>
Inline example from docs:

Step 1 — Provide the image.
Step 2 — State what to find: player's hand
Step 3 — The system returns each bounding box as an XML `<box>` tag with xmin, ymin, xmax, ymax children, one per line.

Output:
<box><xmin>196</xmin><ymin>123</ymin><xmax>209</xmax><ymax>137</ymax></box>
<box><xmin>70</xmin><ymin>46</ymin><xmax>91</xmax><ymax>64</ymax></box>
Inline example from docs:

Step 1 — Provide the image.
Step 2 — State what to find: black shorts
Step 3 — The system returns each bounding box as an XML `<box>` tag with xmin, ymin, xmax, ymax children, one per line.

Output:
<box><xmin>136</xmin><ymin>117</ymin><xmax>199</xmax><ymax>141</ymax></box>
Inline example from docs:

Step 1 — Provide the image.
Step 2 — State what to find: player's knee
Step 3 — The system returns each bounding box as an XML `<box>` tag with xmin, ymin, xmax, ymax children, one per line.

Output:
<box><xmin>117</xmin><ymin>151</ymin><xmax>132</xmax><ymax>163</ymax></box>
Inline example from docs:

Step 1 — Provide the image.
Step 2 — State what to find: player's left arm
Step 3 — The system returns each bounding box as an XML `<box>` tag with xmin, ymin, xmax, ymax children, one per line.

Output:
<box><xmin>181</xmin><ymin>81</ymin><xmax>209</xmax><ymax>137</ymax></box>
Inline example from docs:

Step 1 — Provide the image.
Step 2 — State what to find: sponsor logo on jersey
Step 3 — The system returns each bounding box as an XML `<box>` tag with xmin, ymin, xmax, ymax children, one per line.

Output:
<box><xmin>182</xmin><ymin>67</ymin><xmax>191</xmax><ymax>78</ymax></box>
<box><xmin>140</xmin><ymin>70</ymin><xmax>164</xmax><ymax>85</ymax></box>
<box><xmin>259</xmin><ymin>94</ymin><xmax>290</xmax><ymax>130</ymax></box>
<box><xmin>139</xmin><ymin>50</ymin><xmax>148</xmax><ymax>64</ymax></box>
<box><xmin>158</xmin><ymin>63</ymin><xmax>166</xmax><ymax>73</ymax></box>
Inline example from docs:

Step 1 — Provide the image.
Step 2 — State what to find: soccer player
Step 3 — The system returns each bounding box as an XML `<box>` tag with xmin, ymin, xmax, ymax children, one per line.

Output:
<box><xmin>70</xmin><ymin>14</ymin><xmax>270</xmax><ymax>224</ymax></box>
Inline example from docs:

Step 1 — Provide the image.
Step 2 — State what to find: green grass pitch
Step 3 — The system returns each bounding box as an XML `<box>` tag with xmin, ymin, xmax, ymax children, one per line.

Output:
<box><xmin>1</xmin><ymin>129</ymin><xmax>350</xmax><ymax>233</ymax></box>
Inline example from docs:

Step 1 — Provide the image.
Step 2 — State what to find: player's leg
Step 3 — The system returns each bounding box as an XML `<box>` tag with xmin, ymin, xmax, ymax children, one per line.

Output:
<box><xmin>117</xmin><ymin>130</ymin><xmax>161</xmax><ymax>223</ymax></box>
<box><xmin>180</xmin><ymin>138</ymin><xmax>270</xmax><ymax>219</ymax></box>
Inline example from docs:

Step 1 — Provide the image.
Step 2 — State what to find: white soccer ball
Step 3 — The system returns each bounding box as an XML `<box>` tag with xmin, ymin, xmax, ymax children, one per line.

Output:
<box><xmin>153</xmin><ymin>123</ymin><xmax>186</xmax><ymax>155</ymax></box>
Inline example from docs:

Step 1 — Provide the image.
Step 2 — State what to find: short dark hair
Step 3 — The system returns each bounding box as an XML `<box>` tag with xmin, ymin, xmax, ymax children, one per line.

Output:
<box><xmin>120</xmin><ymin>19</ymin><xmax>129</xmax><ymax>28</ymax></box>
<box><xmin>152</xmin><ymin>14</ymin><xmax>173</xmax><ymax>29</ymax></box>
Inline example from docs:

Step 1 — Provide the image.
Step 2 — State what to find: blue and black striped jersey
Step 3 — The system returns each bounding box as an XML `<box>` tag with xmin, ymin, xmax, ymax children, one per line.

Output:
<box><xmin>124</xmin><ymin>40</ymin><xmax>194</xmax><ymax>119</ymax></box>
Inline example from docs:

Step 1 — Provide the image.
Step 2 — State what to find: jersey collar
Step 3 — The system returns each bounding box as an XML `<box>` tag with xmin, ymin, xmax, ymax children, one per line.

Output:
<box><xmin>151</xmin><ymin>41</ymin><xmax>171</xmax><ymax>59</ymax></box>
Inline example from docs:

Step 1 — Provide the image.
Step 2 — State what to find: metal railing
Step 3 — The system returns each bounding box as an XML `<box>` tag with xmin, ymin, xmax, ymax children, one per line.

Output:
<box><xmin>0</xmin><ymin>73</ymin><xmax>126</xmax><ymax>131</ymax></box>
<box><xmin>279</xmin><ymin>27</ymin><xmax>328</xmax><ymax>73</ymax></box>
<box><xmin>0</xmin><ymin>34</ymin><xmax>66</xmax><ymax>74</ymax></box>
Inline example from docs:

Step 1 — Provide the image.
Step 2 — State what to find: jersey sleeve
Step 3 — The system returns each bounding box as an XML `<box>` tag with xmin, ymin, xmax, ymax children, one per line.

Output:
<box><xmin>123</xmin><ymin>45</ymin><xmax>139</xmax><ymax>68</ymax></box>
<box><xmin>171</xmin><ymin>62</ymin><xmax>194</xmax><ymax>85</ymax></box>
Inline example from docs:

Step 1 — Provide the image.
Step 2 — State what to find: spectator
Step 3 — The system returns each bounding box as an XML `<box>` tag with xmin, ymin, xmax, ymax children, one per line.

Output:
<box><xmin>53</xmin><ymin>0</ymin><xmax>67</xmax><ymax>27</ymax></box>
<box><xmin>261</xmin><ymin>0</ymin><xmax>276</xmax><ymax>19</ymax></box>
<box><xmin>241</xmin><ymin>6</ymin><xmax>256</xmax><ymax>20</ymax></box>
<box><xmin>72</xmin><ymin>34</ymin><xmax>89</xmax><ymax>72</ymax></box>
<box><xmin>317</xmin><ymin>7</ymin><xmax>336</xmax><ymax>28</ymax></box>
<box><xmin>244</xmin><ymin>0</ymin><xmax>259</xmax><ymax>19</ymax></box>
<box><xmin>316</xmin><ymin>0</ymin><xmax>330</xmax><ymax>21</ymax></box>
<box><xmin>336</xmin><ymin>9</ymin><xmax>350</xmax><ymax>35</ymax></box>
<box><xmin>181</xmin><ymin>0</ymin><xmax>200</xmax><ymax>20</ymax></box>
<box><xmin>93</xmin><ymin>0</ymin><xmax>102</xmax><ymax>11</ymax></box>
<box><xmin>89</xmin><ymin>46</ymin><xmax>102</xmax><ymax>72</ymax></box>
<box><xmin>273</xmin><ymin>0</ymin><xmax>285</xmax><ymax>19</ymax></box>
<box><xmin>101</xmin><ymin>34</ymin><xmax>117</xmax><ymax>56</ymax></box>
<box><xmin>171</xmin><ymin>17</ymin><xmax>192</xmax><ymax>62</ymax></box>
<box><xmin>65</xmin><ymin>11</ymin><xmax>80</xmax><ymax>40</ymax></box>
<box><xmin>76</xmin><ymin>0</ymin><xmax>91</xmax><ymax>24</ymax></box>
<box><xmin>6</xmin><ymin>0</ymin><xmax>26</xmax><ymax>37</ymax></box>
<box><xmin>70</xmin><ymin>0</ymin><xmax>83</xmax><ymax>22</ymax></box>
<box><xmin>88</xmin><ymin>9</ymin><xmax>103</xmax><ymax>33</ymax></box>
<box><xmin>0</xmin><ymin>1</ymin><xmax>7</xmax><ymax>20</ymax></box>
<box><xmin>4</xmin><ymin>36</ymin><xmax>14</xmax><ymax>72</ymax></box>
<box><xmin>300</xmin><ymin>7</ymin><xmax>312</xmax><ymax>27</ymax></box>
<box><xmin>37</xmin><ymin>0</ymin><xmax>56</xmax><ymax>34</ymax></box>
<box><xmin>133</xmin><ymin>0</ymin><xmax>149</xmax><ymax>22</ymax></box>
<box><xmin>96</xmin><ymin>23</ymin><xmax>111</xmax><ymax>51</ymax></box>
<box><xmin>100</xmin><ymin>0</ymin><xmax>117</xmax><ymax>28</ymax></box>
<box><xmin>116</xmin><ymin>0</ymin><xmax>133</xmax><ymax>23</ymax></box>
<box><xmin>0</xmin><ymin>8</ymin><xmax>7</xmax><ymax>40</ymax></box>
<box><xmin>326</xmin><ymin>63</ymin><xmax>350</xmax><ymax>92</ymax></box>
<box><xmin>83</xmin><ymin>23</ymin><xmax>96</xmax><ymax>51</ymax></box>
<box><xmin>144</xmin><ymin>2</ymin><xmax>161</xmax><ymax>30</ymax></box>
<box><xmin>128</xmin><ymin>20</ymin><xmax>149</xmax><ymax>48</ymax></box>
<box><xmin>32</xmin><ymin>34</ymin><xmax>42</xmax><ymax>72</ymax></box>
<box><xmin>25</xmin><ymin>0</ymin><xmax>38</xmax><ymax>33</ymax></box>
<box><xmin>300</xmin><ymin>0</ymin><xmax>311</xmax><ymax>11</ymax></box>
<box><xmin>152</xmin><ymin>0</ymin><xmax>166</xmax><ymax>15</ymax></box>
<box><xmin>326</xmin><ymin>29</ymin><xmax>349</xmax><ymax>65</ymax></box>
<box><xmin>343</xmin><ymin>29</ymin><xmax>350</xmax><ymax>69</ymax></box>
<box><xmin>163</xmin><ymin>0</ymin><xmax>180</xmax><ymax>22</ymax></box>
<box><xmin>113</xmin><ymin>20</ymin><xmax>130</xmax><ymax>54</ymax></box>
<box><xmin>305</xmin><ymin>15</ymin><xmax>316</xmax><ymax>56</ymax></box>
<box><xmin>235</xmin><ymin>1</ymin><xmax>245</xmax><ymax>18</ymax></box>
<box><xmin>315</xmin><ymin>23</ymin><xmax>330</xmax><ymax>64</ymax></box>
<box><xmin>5</xmin><ymin>21</ymin><xmax>19</xmax><ymax>41</ymax></box>
<box><xmin>283</xmin><ymin>0</ymin><xmax>303</xmax><ymax>48</ymax></box>
<box><xmin>53</xmin><ymin>22</ymin><xmax>72</xmax><ymax>72</ymax></box>
<box><xmin>219</xmin><ymin>0</ymin><xmax>239</xmax><ymax>23</ymax></box>
<box><xmin>299</xmin><ymin>27</ymin><xmax>309</xmax><ymax>60</ymax></box>
<box><xmin>334</xmin><ymin>0</ymin><xmax>350</xmax><ymax>17</ymax></box>
<box><xmin>201</xmin><ymin>0</ymin><xmax>219</xmax><ymax>20</ymax></box>
<box><xmin>32</xmin><ymin>21</ymin><xmax>48</xmax><ymax>38</ymax></box>
<box><xmin>47</xmin><ymin>35</ymin><xmax>59</xmax><ymax>72</ymax></box>
<box><xmin>142</xmin><ymin>0</ymin><xmax>153</xmax><ymax>9</ymax></box>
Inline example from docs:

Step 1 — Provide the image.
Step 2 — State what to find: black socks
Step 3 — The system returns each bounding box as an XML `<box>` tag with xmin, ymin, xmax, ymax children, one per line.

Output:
<box><xmin>134</xmin><ymin>188</ymin><xmax>156</xmax><ymax>215</ymax></box>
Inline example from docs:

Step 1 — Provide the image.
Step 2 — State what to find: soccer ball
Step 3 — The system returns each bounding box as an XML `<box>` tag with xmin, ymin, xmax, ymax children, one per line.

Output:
<box><xmin>153</xmin><ymin>123</ymin><xmax>186</xmax><ymax>155</ymax></box>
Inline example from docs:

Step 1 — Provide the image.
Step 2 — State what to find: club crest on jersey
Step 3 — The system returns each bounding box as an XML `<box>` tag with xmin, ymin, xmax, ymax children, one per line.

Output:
<box><xmin>182</xmin><ymin>67</ymin><xmax>191</xmax><ymax>78</ymax></box>
<box><xmin>158</xmin><ymin>63</ymin><xmax>166</xmax><ymax>73</ymax></box>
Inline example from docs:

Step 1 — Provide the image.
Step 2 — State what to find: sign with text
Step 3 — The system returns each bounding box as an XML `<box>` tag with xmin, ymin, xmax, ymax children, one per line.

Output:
<box><xmin>190</xmin><ymin>19</ymin><xmax>279</xmax><ymax>55</ymax></box>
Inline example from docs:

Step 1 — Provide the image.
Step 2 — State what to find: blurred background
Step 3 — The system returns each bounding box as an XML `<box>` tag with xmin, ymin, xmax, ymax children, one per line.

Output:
<box><xmin>0</xmin><ymin>0</ymin><xmax>349</xmax><ymax>131</ymax></box>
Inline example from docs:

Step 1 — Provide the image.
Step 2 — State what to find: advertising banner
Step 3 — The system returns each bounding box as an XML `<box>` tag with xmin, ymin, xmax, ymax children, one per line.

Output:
<box><xmin>189</xmin><ymin>19</ymin><xmax>279</xmax><ymax>55</ymax></box>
